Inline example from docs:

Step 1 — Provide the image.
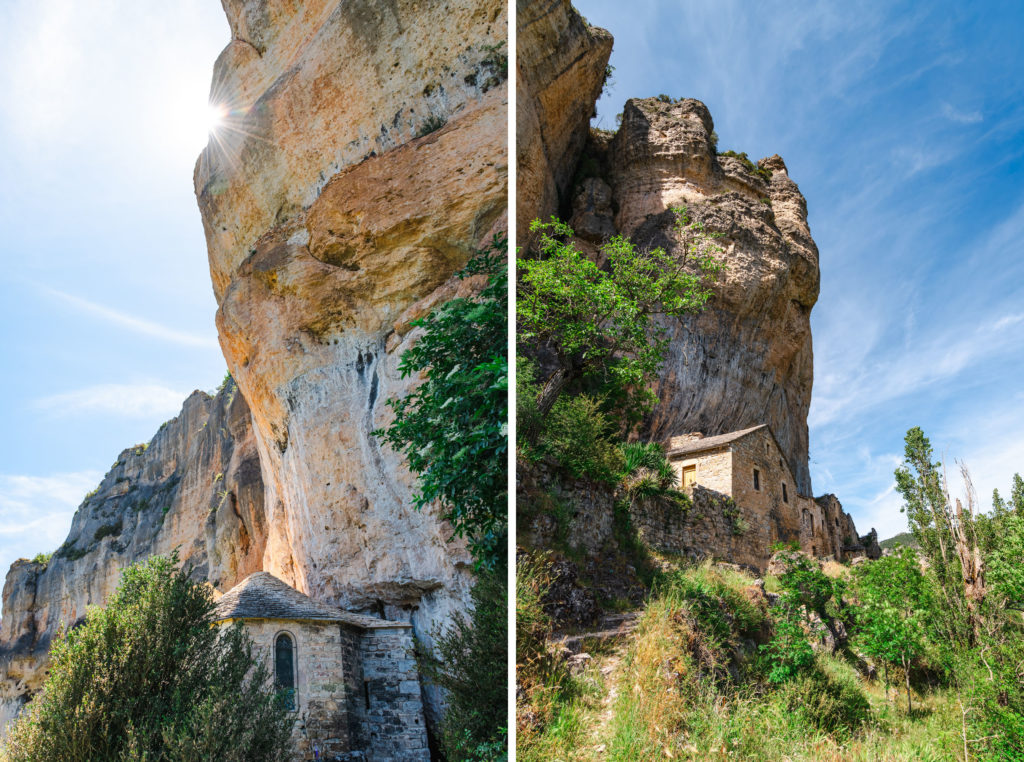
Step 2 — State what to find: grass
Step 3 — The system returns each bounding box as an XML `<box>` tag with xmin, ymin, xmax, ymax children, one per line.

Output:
<box><xmin>518</xmin><ymin>559</ymin><xmax>963</xmax><ymax>761</ymax></box>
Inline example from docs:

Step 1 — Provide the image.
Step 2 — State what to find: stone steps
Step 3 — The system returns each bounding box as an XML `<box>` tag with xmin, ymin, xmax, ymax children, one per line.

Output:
<box><xmin>558</xmin><ymin>611</ymin><xmax>640</xmax><ymax>654</ymax></box>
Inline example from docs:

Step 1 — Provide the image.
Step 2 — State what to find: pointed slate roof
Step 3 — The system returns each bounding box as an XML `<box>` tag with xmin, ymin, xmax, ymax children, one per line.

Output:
<box><xmin>213</xmin><ymin>572</ymin><xmax>405</xmax><ymax>629</ymax></box>
<box><xmin>666</xmin><ymin>424</ymin><xmax>768</xmax><ymax>457</ymax></box>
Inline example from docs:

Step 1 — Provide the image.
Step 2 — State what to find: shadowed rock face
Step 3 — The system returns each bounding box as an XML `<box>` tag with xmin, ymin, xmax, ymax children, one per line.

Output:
<box><xmin>194</xmin><ymin>0</ymin><xmax>508</xmax><ymax>724</ymax></box>
<box><xmin>0</xmin><ymin>382</ymin><xmax>266</xmax><ymax>727</ymax></box>
<box><xmin>566</xmin><ymin>98</ymin><xmax>819</xmax><ymax>494</ymax></box>
<box><xmin>516</xmin><ymin>0</ymin><xmax>612</xmax><ymax>243</ymax></box>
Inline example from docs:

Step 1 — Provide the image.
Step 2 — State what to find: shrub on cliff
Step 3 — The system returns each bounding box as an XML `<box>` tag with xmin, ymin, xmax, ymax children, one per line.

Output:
<box><xmin>377</xmin><ymin>235</ymin><xmax>508</xmax><ymax>569</ymax></box>
<box><xmin>417</xmin><ymin>566</ymin><xmax>508</xmax><ymax>761</ymax></box>
<box><xmin>2</xmin><ymin>553</ymin><xmax>291</xmax><ymax>762</ymax></box>
<box><xmin>518</xmin><ymin>211</ymin><xmax>723</xmax><ymax>429</ymax></box>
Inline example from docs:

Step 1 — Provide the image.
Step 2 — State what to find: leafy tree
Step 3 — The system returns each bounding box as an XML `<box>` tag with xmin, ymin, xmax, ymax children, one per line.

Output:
<box><xmin>417</xmin><ymin>567</ymin><xmax>508</xmax><ymax>762</ymax></box>
<box><xmin>775</xmin><ymin>553</ymin><xmax>847</xmax><ymax>649</ymax></box>
<box><xmin>3</xmin><ymin>553</ymin><xmax>291</xmax><ymax>762</ymax></box>
<box><xmin>852</xmin><ymin>548</ymin><xmax>932</xmax><ymax>713</ymax></box>
<box><xmin>760</xmin><ymin>604</ymin><xmax>815</xmax><ymax>684</ymax></box>
<box><xmin>761</xmin><ymin>554</ymin><xmax>844</xmax><ymax>684</ymax></box>
<box><xmin>894</xmin><ymin>427</ymin><xmax>982</xmax><ymax>642</ymax></box>
<box><xmin>377</xmin><ymin>235</ymin><xmax>508</xmax><ymax>568</ymax></box>
<box><xmin>518</xmin><ymin>211</ymin><xmax>724</xmax><ymax>429</ymax></box>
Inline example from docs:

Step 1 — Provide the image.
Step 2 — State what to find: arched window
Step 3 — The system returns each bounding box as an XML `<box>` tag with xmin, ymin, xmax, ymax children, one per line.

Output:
<box><xmin>275</xmin><ymin>632</ymin><xmax>297</xmax><ymax>711</ymax></box>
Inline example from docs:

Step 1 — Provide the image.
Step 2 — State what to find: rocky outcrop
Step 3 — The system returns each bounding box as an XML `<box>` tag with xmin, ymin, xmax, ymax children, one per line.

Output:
<box><xmin>563</xmin><ymin>98</ymin><xmax>819</xmax><ymax>495</ymax></box>
<box><xmin>516</xmin><ymin>0</ymin><xmax>612</xmax><ymax>242</ymax></box>
<box><xmin>193</xmin><ymin>0</ymin><xmax>508</xmax><ymax>724</ymax></box>
<box><xmin>0</xmin><ymin>380</ymin><xmax>265</xmax><ymax>727</ymax></box>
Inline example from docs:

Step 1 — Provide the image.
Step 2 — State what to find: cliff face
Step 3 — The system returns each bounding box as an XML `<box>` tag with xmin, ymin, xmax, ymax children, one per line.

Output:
<box><xmin>543</xmin><ymin>97</ymin><xmax>818</xmax><ymax>495</ymax></box>
<box><xmin>597</xmin><ymin>98</ymin><xmax>818</xmax><ymax>495</ymax></box>
<box><xmin>0</xmin><ymin>381</ymin><xmax>265</xmax><ymax>726</ymax></box>
<box><xmin>193</xmin><ymin>0</ymin><xmax>507</xmax><ymax>721</ymax></box>
<box><xmin>516</xmin><ymin>0</ymin><xmax>612</xmax><ymax>242</ymax></box>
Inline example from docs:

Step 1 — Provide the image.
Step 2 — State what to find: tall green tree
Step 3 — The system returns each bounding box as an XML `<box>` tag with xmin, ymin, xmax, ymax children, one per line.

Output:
<box><xmin>518</xmin><ymin>210</ymin><xmax>724</xmax><ymax>428</ymax></box>
<box><xmin>852</xmin><ymin>548</ymin><xmax>932</xmax><ymax>713</ymax></box>
<box><xmin>3</xmin><ymin>553</ymin><xmax>291</xmax><ymax>762</ymax></box>
<box><xmin>377</xmin><ymin>236</ymin><xmax>508</xmax><ymax>569</ymax></box>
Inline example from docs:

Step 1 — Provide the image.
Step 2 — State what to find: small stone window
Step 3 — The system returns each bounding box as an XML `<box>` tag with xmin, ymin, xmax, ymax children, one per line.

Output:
<box><xmin>753</xmin><ymin>469</ymin><xmax>760</xmax><ymax>491</ymax></box>
<box><xmin>275</xmin><ymin>632</ymin><xmax>297</xmax><ymax>711</ymax></box>
<box><xmin>782</xmin><ymin>483</ymin><xmax>788</xmax><ymax>503</ymax></box>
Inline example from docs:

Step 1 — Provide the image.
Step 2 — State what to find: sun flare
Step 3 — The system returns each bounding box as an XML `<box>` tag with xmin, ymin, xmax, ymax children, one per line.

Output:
<box><xmin>205</xmin><ymin>103</ymin><xmax>228</xmax><ymax>134</ymax></box>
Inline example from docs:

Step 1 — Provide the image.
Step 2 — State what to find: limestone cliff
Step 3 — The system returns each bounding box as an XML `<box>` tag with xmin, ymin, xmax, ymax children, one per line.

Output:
<box><xmin>0</xmin><ymin>380</ymin><xmax>265</xmax><ymax>726</ymax></box>
<box><xmin>516</xmin><ymin>0</ymin><xmax>612</xmax><ymax>241</ymax></box>
<box><xmin>517</xmin><ymin>6</ymin><xmax>865</xmax><ymax>563</ymax></box>
<box><xmin>194</xmin><ymin>0</ymin><xmax>508</xmax><ymax>723</ymax></box>
<box><xmin>520</xmin><ymin>89</ymin><xmax>817</xmax><ymax>494</ymax></box>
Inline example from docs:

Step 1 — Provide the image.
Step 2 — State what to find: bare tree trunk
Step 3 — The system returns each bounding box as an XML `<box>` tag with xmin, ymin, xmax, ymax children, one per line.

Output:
<box><xmin>535</xmin><ymin>365</ymin><xmax>572</xmax><ymax>420</ymax></box>
<box><xmin>902</xmin><ymin>653</ymin><xmax>912</xmax><ymax>714</ymax></box>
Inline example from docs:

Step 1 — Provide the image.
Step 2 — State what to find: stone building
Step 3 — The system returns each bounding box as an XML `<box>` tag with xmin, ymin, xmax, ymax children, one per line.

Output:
<box><xmin>213</xmin><ymin>572</ymin><xmax>429</xmax><ymax>762</ymax></box>
<box><xmin>665</xmin><ymin>425</ymin><xmax>865</xmax><ymax>565</ymax></box>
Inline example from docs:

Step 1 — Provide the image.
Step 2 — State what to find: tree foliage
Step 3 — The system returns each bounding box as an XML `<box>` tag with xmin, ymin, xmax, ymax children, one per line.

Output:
<box><xmin>3</xmin><ymin>553</ymin><xmax>291</xmax><ymax>762</ymax></box>
<box><xmin>377</xmin><ymin>235</ymin><xmax>508</xmax><ymax>569</ymax></box>
<box><xmin>852</xmin><ymin>548</ymin><xmax>932</xmax><ymax>712</ymax></box>
<box><xmin>892</xmin><ymin>427</ymin><xmax>1024</xmax><ymax>755</ymax></box>
<box><xmin>518</xmin><ymin>211</ymin><xmax>724</xmax><ymax>428</ymax></box>
<box><xmin>417</xmin><ymin>567</ymin><xmax>508</xmax><ymax>762</ymax></box>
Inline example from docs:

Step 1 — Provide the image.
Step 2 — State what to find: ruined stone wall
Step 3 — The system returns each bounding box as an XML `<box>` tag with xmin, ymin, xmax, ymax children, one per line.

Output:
<box><xmin>629</xmin><ymin>486</ymin><xmax>763</xmax><ymax>571</ymax></box>
<box><xmin>516</xmin><ymin>460</ymin><xmax>615</xmax><ymax>554</ymax></box>
<box><xmin>359</xmin><ymin>626</ymin><xmax>429</xmax><ymax>762</ymax></box>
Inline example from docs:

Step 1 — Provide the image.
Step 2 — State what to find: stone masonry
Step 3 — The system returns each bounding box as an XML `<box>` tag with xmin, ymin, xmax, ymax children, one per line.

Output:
<box><xmin>214</xmin><ymin>572</ymin><xmax>428</xmax><ymax>762</ymax></box>
<box><xmin>664</xmin><ymin>425</ymin><xmax>866</xmax><ymax>567</ymax></box>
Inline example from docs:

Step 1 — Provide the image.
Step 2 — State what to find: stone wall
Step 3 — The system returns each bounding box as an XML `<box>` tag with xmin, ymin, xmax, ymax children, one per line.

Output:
<box><xmin>670</xmin><ymin>446</ymin><xmax>732</xmax><ymax>495</ymax></box>
<box><xmin>726</xmin><ymin>428</ymin><xmax>804</xmax><ymax>551</ymax></box>
<box><xmin>359</xmin><ymin>625</ymin><xmax>429</xmax><ymax>761</ymax></box>
<box><xmin>233</xmin><ymin>619</ymin><xmax>355</xmax><ymax>761</ymax></box>
<box><xmin>516</xmin><ymin>460</ymin><xmax>615</xmax><ymax>554</ymax></box>
<box><xmin>629</xmin><ymin>486</ymin><xmax>765</xmax><ymax>571</ymax></box>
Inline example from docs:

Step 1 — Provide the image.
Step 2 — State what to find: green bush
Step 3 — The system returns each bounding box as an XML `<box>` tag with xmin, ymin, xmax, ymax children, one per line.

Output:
<box><xmin>418</xmin><ymin>567</ymin><xmax>508</xmax><ymax>761</ymax></box>
<box><xmin>783</xmin><ymin>667</ymin><xmax>869</xmax><ymax>734</ymax></box>
<box><xmin>93</xmin><ymin>520</ymin><xmax>122</xmax><ymax>542</ymax></box>
<box><xmin>2</xmin><ymin>553</ymin><xmax>291</xmax><ymax>762</ymax></box>
<box><xmin>541</xmin><ymin>394</ymin><xmax>624</xmax><ymax>483</ymax></box>
<box><xmin>30</xmin><ymin>552</ymin><xmax>53</xmax><ymax>566</ymax></box>
<box><xmin>416</xmin><ymin>114</ymin><xmax>447</xmax><ymax>137</ymax></box>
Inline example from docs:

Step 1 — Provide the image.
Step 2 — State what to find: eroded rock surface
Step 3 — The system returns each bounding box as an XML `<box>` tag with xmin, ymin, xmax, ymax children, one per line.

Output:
<box><xmin>563</xmin><ymin>98</ymin><xmax>819</xmax><ymax>495</ymax></box>
<box><xmin>516</xmin><ymin>0</ymin><xmax>612</xmax><ymax>243</ymax></box>
<box><xmin>0</xmin><ymin>381</ymin><xmax>265</xmax><ymax>727</ymax></box>
<box><xmin>194</xmin><ymin>0</ymin><xmax>508</xmax><ymax>724</ymax></box>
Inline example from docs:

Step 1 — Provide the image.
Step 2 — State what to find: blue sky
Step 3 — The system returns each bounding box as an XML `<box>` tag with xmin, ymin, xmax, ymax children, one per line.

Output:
<box><xmin>0</xmin><ymin>1</ymin><xmax>229</xmax><ymax>574</ymax></box>
<box><xmin>576</xmin><ymin>0</ymin><xmax>1024</xmax><ymax>539</ymax></box>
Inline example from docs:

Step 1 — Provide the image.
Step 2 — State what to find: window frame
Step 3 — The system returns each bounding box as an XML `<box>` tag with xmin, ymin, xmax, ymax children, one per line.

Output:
<box><xmin>753</xmin><ymin>468</ymin><xmax>760</xmax><ymax>491</ymax></box>
<box><xmin>274</xmin><ymin>630</ymin><xmax>299</xmax><ymax>712</ymax></box>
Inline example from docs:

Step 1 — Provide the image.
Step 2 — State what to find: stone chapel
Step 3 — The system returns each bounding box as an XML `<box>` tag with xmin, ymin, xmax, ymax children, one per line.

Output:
<box><xmin>213</xmin><ymin>572</ymin><xmax>430</xmax><ymax>762</ymax></box>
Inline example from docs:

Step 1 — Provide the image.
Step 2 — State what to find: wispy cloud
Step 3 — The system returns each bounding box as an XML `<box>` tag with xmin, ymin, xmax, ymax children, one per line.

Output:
<box><xmin>941</xmin><ymin>102</ymin><xmax>983</xmax><ymax>124</ymax></box>
<box><xmin>34</xmin><ymin>383</ymin><xmax>187</xmax><ymax>418</ymax></box>
<box><xmin>0</xmin><ymin>471</ymin><xmax>102</xmax><ymax>610</ymax></box>
<box><xmin>41</xmin><ymin>288</ymin><xmax>218</xmax><ymax>348</ymax></box>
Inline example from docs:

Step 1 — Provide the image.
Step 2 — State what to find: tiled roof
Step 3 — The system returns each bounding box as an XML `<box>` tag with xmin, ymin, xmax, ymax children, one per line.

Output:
<box><xmin>213</xmin><ymin>572</ymin><xmax>404</xmax><ymax>629</ymax></box>
<box><xmin>666</xmin><ymin>425</ymin><xmax>768</xmax><ymax>457</ymax></box>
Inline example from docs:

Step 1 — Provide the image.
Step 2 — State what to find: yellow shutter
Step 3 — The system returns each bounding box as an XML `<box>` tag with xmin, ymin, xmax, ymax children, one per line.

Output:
<box><xmin>682</xmin><ymin>465</ymin><xmax>697</xmax><ymax>490</ymax></box>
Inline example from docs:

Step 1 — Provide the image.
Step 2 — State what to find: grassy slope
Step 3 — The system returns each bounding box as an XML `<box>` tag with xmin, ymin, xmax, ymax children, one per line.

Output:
<box><xmin>518</xmin><ymin>560</ymin><xmax>961</xmax><ymax>762</ymax></box>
